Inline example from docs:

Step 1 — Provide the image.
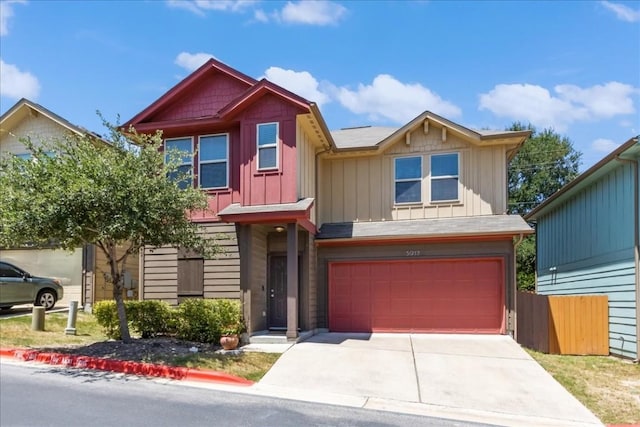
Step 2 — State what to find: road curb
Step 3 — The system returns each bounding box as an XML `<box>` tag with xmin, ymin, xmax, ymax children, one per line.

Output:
<box><xmin>0</xmin><ymin>347</ymin><xmax>253</xmax><ymax>386</ymax></box>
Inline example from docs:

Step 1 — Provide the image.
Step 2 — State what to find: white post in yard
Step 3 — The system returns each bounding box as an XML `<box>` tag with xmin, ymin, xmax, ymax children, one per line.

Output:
<box><xmin>65</xmin><ymin>301</ymin><xmax>78</xmax><ymax>335</ymax></box>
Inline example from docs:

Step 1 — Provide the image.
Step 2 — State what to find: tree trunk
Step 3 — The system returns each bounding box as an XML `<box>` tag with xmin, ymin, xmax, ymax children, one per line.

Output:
<box><xmin>105</xmin><ymin>242</ymin><xmax>131</xmax><ymax>343</ymax></box>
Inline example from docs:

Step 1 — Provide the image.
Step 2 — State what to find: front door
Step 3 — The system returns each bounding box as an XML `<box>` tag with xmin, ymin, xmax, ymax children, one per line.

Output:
<box><xmin>268</xmin><ymin>256</ymin><xmax>287</xmax><ymax>329</ymax></box>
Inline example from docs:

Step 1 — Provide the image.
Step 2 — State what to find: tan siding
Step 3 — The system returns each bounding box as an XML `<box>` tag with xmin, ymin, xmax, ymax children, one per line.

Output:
<box><xmin>0</xmin><ymin>114</ymin><xmax>72</xmax><ymax>155</ymax></box>
<box><xmin>318</xmin><ymin>123</ymin><xmax>511</xmax><ymax>225</ymax></box>
<box><xmin>296</xmin><ymin>122</ymin><xmax>317</xmax><ymax>224</ymax></box>
<box><xmin>251</xmin><ymin>226</ymin><xmax>268</xmax><ymax>331</ymax></box>
<box><xmin>143</xmin><ymin>246</ymin><xmax>178</xmax><ymax>304</ymax></box>
<box><xmin>202</xmin><ymin>223</ymin><xmax>240</xmax><ymax>299</ymax></box>
<box><xmin>94</xmin><ymin>245</ymin><xmax>140</xmax><ymax>302</ymax></box>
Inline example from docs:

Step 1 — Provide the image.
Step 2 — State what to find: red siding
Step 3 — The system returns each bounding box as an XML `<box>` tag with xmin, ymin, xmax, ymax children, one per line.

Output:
<box><xmin>238</xmin><ymin>94</ymin><xmax>305</xmax><ymax>207</ymax></box>
<box><xmin>329</xmin><ymin>258</ymin><xmax>505</xmax><ymax>334</ymax></box>
<box><xmin>152</xmin><ymin>73</ymin><xmax>250</xmax><ymax>122</ymax></box>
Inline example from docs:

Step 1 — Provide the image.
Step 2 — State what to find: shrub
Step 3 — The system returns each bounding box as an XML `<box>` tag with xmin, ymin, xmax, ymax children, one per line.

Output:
<box><xmin>126</xmin><ymin>300</ymin><xmax>173</xmax><ymax>338</ymax></box>
<box><xmin>174</xmin><ymin>298</ymin><xmax>220</xmax><ymax>343</ymax></box>
<box><xmin>213</xmin><ymin>299</ymin><xmax>245</xmax><ymax>336</ymax></box>
<box><xmin>93</xmin><ymin>300</ymin><xmax>120</xmax><ymax>339</ymax></box>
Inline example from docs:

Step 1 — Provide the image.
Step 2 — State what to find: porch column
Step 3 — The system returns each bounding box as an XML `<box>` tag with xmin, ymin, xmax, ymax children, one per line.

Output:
<box><xmin>286</xmin><ymin>222</ymin><xmax>298</xmax><ymax>340</ymax></box>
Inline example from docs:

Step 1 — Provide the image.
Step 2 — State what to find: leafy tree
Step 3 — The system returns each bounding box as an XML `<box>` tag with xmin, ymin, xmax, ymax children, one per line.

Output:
<box><xmin>507</xmin><ymin>123</ymin><xmax>581</xmax><ymax>290</ymax></box>
<box><xmin>0</xmin><ymin>119</ymin><xmax>220</xmax><ymax>342</ymax></box>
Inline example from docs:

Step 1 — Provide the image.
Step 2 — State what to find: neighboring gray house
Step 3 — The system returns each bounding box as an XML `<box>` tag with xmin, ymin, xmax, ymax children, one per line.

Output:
<box><xmin>526</xmin><ymin>136</ymin><xmax>640</xmax><ymax>359</ymax></box>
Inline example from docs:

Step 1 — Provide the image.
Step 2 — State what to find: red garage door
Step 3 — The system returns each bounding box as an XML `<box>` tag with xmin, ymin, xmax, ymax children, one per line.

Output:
<box><xmin>329</xmin><ymin>258</ymin><xmax>504</xmax><ymax>334</ymax></box>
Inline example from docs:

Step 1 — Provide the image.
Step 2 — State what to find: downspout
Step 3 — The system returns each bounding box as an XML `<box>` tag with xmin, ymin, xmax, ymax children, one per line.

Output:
<box><xmin>615</xmin><ymin>154</ymin><xmax>639</xmax><ymax>362</ymax></box>
<box><xmin>512</xmin><ymin>233</ymin><xmax>525</xmax><ymax>340</ymax></box>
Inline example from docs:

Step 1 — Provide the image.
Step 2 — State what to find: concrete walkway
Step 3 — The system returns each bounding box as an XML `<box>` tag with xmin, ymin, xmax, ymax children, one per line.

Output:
<box><xmin>253</xmin><ymin>333</ymin><xmax>603</xmax><ymax>427</ymax></box>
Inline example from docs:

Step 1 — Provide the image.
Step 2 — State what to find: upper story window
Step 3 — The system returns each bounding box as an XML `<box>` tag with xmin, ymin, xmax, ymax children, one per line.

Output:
<box><xmin>165</xmin><ymin>137</ymin><xmax>193</xmax><ymax>190</ymax></box>
<box><xmin>199</xmin><ymin>134</ymin><xmax>228</xmax><ymax>189</ymax></box>
<box><xmin>394</xmin><ymin>156</ymin><xmax>422</xmax><ymax>204</ymax></box>
<box><xmin>430</xmin><ymin>153</ymin><xmax>459</xmax><ymax>202</ymax></box>
<box><xmin>257</xmin><ymin>122</ymin><xmax>278</xmax><ymax>170</ymax></box>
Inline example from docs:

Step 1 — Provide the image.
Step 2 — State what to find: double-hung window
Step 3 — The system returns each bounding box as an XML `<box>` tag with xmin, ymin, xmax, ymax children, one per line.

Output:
<box><xmin>165</xmin><ymin>137</ymin><xmax>193</xmax><ymax>190</ymax></box>
<box><xmin>430</xmin><ymin>153</ymin><xmax>459</xmax><ymax>202</ymax></box>
<box><xmin>199</xmin><ymin>134</ymin><xmax>228</xmax><ymax>189</ymax></box>
<box><xmin>257</xmin><ymin>122</ymin><xmax>278</xmax><ymax>170</ymax></box>
<box><xmin>394</xmin><ymin>156</ymin><xmax>422</xmax><ymax>204</ymax></box>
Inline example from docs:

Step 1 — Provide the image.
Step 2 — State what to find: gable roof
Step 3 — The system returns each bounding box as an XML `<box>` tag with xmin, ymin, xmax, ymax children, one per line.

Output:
<box><xmin>526</xmin><ymin>136</ymin><xmax>640</xmax><ymax>221</ymax></box>
<box><xmin>0</xmin><ymin>98</ymin><xmax>90</xmax><ymax>137</ymax></box>
<box><xmin>329</xmin><ymin>111</ymin><xmax>530</xmax><ymax>157</ymax></box>
<box><xmin>217</xmin><ymin>78</ymin><xmax>312</xmax><ymax>120</ymax></box>
<box><xmin>123</xmin><ymin>58</ymin><xmax>257</xmax><ymax>127</ymax></box>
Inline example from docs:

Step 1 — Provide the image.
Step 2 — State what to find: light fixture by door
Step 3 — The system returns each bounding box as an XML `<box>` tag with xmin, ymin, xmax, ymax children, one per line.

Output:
<box><xmin>274</xmin><ymin>225</ymin><xmax>285</xmax><ymax>233</ymax></box>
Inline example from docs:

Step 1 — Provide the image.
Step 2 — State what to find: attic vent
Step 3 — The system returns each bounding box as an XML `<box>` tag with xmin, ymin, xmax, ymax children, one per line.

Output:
<box><xmin>340</xmin><ymin>125</ymin><xmax>372</xmax><ymax>130</ymax></box>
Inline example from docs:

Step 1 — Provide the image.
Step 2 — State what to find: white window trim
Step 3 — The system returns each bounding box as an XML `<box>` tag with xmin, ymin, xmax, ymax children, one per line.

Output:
<box><xmin>429</xmin><ymin>152</ymin><xmax>460</xmax><ymax>203</ymax></box>
<box><xmin>198</xmin><ymin>133</ymin><xmax>229</xmax><ymax>190</ymax></box>
<box><xmin>256</xmin><ymin>122</ymin><xmax>279</xmax><ymax>171</ymax></box>
<box><xmin>394</xmin><ymin>155</ymin><xmax>423</xmax><ymax>205</ymax></box>
<box><xmin>164</xmin><ymin>137</ymin><xmax>194</xmax><ymax>186</ymax></box>
<box><xmin>164</xmin><ymin>136</ymin><xmax>194</xmax><ymax>168</ymax></box>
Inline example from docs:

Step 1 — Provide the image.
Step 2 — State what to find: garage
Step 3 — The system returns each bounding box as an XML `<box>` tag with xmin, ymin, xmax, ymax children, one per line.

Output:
<box><xmin>328</xmin><ymin>258</ymin><xmax>504</xmax><ymax>334</ymax></box>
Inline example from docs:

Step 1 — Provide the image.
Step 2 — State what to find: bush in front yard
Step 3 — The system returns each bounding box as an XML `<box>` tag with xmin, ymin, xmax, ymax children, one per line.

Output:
<box><xmin>174</xmin><ymin>298</ymin><xmax>220</xmax><ymax>343</ymax></box>
<box><xmin>93</xmin><ymin>300</ymin><xmax>120</xmax><ymax>339</ymax></box>
<box><xmin>126</xmin><ymin>300</ymin><xmax>174</xmax><ymax>338</ymax></box>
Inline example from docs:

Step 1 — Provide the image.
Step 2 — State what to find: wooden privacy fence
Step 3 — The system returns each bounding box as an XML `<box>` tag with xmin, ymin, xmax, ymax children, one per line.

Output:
<box><xmin>516</xmin><ymin>292</ymin><xmax>609</xmax><ymax>355</ymax></box>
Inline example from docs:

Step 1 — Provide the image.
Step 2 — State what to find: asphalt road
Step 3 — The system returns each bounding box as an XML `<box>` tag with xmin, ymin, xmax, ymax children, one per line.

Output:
<box><xmin>0</xmin><ymin>361</ymin><xmax>492</xmax><ymax>427</ymax></box>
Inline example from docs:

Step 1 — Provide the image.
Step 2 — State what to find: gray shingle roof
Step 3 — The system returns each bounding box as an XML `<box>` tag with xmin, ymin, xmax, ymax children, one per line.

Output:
<box><xmin>317</xmin><ymin>215</ymin><xmax>532</xmax><ymax>240</ymax></box>
<box><xmin>330</xmin><ymin>126</ymin><xmax>399</xmax><ymax>149</ymax></box>
<box><xmin>218</xmin><ymin>198</ymin><xmax>314</xmax><ymax>216</ymax></box>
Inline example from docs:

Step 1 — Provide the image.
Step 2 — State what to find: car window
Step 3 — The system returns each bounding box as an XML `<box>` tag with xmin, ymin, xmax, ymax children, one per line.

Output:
<box><xmin>0</xmin><ymin>263</ymin><xmax>24</xmax><ymax>278</ymax></box>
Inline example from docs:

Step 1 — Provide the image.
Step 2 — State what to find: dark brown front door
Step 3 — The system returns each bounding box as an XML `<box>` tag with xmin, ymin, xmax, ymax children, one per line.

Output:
<box><xmin>268</xmin><ymin>256</ymin><xmax>287</xmax><ymax>329</ymax></box>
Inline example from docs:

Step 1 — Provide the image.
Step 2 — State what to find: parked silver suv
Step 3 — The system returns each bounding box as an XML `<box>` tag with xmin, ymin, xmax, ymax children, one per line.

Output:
<box><xmin>0</xmin><ymin>261</ymin><xmax>64</xmax><ymax>310</ymax></box>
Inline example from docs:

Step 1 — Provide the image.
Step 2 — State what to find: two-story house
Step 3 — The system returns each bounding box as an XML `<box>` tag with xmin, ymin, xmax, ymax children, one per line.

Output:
<box><xmin>125</xmin><ymin>58</ymin><xmax>532</xmax><ymax>340</ymax></box>
<box><xmin>0</xmin><ymin>98</ymin><xmax>140</xmax><ymax>308</ymax></box>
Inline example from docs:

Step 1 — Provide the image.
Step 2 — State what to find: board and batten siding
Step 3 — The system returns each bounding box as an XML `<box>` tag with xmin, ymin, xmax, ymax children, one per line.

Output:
<box><xmin>143</xmin><ymin>223</ymin><xmax>240</xmax><ymax>305</ymax></box>
<box><xmin>536</xmin><ymin>161</ymin><xmax>637</xmax><ymax>359</ymax></box>
<box><xmin>296</xmin><ymin>121</ymin><xmax>317</xmax><ymax>224</ymax></box>
<box><xmin>318</xmin><ymin>128</ymin><xmax>508</xmax><ymax>224</ymax></box>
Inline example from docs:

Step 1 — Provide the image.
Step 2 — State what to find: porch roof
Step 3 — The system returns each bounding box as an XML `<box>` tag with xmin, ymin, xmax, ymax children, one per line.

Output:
<box><xmin>217</xmin><ymin>198</ymin><xmax>316</xmax><ymax>233</ymax></box>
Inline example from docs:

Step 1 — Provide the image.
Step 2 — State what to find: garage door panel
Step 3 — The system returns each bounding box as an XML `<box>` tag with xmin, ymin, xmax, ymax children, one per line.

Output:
<box><xmin>329</xmin><ymin>258</ymin><xmax>504</xmax><ymax>334</ymax></box>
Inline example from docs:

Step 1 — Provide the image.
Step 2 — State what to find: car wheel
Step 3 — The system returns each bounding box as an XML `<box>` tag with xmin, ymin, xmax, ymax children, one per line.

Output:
<box><xmin>36</xmin><ymin>290</ymin><xmax>57</xmax><ymax>310</ymax></box>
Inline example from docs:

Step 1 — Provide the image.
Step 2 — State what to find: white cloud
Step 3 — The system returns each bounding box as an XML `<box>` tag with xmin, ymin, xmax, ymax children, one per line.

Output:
<box><xmin>175</xmin><ymin>52</ymin><xmax>216</xmax><ymax>71</ymax></box>
<box><xmin>601</xmin><ymin>1</ymin><xmax>640</xmax><ymax>22</ymax></box>
<box><xmin>279</xmin><ymin>1</ymin><xmax>347</xmax><ymax>25</ymax></box>
<box><xmin>336</xmin><ymin>74</ymin><xmax>462</xmax><ymax>123</ymax></box>
<box><xmin>1</xmin><ymin>0</ymin><xmax>26</xmax><ymax>36</ymax></box>
<box><xmin>591</xmin><ymin>138</ymin><xmax>620</xmax><ymax>153</ymax></box>
<box><xmin>263</xmin><ymin>66</ymin><xmax>330</xmax><ymax>106</ymax></box>
<box><xmin>166</xmin><ymin>0</ymin><xmax>258</xmax><ymax>15</ymax></box>
<box><xmin>479</xmin><ymin>82</ymin><xmax>638</xmax><ymax>131</ymax></box>
<box><xmin>0</xmin><ymin>59</ymin><xmax>40</xmax><ymax>100</ymax></box>
<box><xmin>253</xmin><ymin>9</ymin><xmax>269</xmax><ymax>22</ymax></box>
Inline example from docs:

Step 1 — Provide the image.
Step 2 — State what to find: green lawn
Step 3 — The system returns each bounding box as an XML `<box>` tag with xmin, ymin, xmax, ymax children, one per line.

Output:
<box><xmin>0</xmin><ymin>311</ymin><xmax>279</xmax><ymax>381</ymax></box>
<box><xmin>527</xmin><ymin>349</ymin><xmax>640</xmax><ymax>425</ymax></box>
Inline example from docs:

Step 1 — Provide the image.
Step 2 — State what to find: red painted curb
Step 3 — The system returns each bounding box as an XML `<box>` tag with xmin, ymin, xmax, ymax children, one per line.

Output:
<box><xmin>0</xmin><ymin>347</ymin><xmax>253</xmax><ymax>386</ymax></box>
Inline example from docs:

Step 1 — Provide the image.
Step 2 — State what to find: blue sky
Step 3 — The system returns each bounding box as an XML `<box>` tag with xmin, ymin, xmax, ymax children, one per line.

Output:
<box><xmin>1</xmin><ymin>0</ymin><xmax>639</xmax><ymax>170</ymax></box>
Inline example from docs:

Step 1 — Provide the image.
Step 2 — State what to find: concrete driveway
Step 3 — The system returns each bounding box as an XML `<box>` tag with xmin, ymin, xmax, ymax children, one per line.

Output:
<box><xmin>255</xmin><ymin>333</ymin><xmax>602</xmax><ymax>427</ymax></box>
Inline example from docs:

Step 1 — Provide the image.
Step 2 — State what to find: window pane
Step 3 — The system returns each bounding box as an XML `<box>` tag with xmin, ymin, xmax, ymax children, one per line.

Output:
<box><xmin>200</xmin><ymin>135</ymin><xmax>227</xmax><ymax>161</ymax></box>
<box><xmin>431</xmin><ymin>178</ymin><xmax>458</xmax><ymax>201</ymax></box>
<box><xmin>168</xmin><ymin>164</ymin><xmax>192</xmax><ymax>190</ymax></box>
<box><xmin>259</xmin><ymin>146</ymin><xmax>277</xmax><ymax>169</ymax></box>
<box><xmin>165</xmin><ymin>138</ymin><xmax>192</xmax><ymax>164</ymax></box>
<box><xmin>16</xmin><ymin>153</ymin><xmax>31</xmax><ymax>160</ymax></box>
<box><xmin>431</xmin><ymin>154</ymin><xmax>458</xmax><ymax>177</ymax></box>
<box><xmin>395</xmin><ymin>180</ymin><xmax>421</xmax><ymax>203</ymax></box>
<box><xmin>200</xmin><ymin>162</ymin><xmax>227</xmax><ymax>188</ymax></box>
<box><xmin>395</xmin><ymin>157</ymin><xmax>422</xmax><ymax>179</ymax></box>
<box><xmin>258</xmin><ymin>123</ymin><xmax>277</xmax><ymax>146</ymax></box>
